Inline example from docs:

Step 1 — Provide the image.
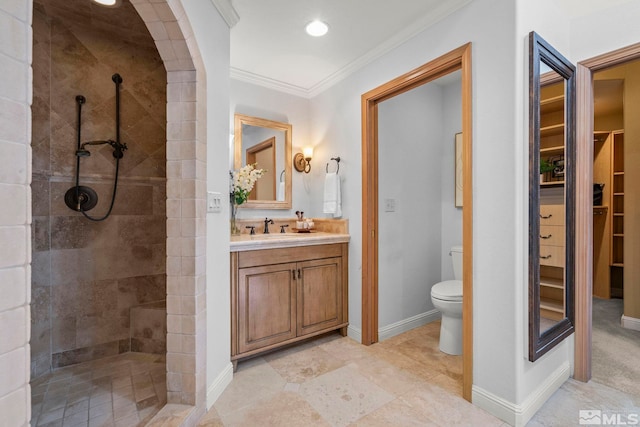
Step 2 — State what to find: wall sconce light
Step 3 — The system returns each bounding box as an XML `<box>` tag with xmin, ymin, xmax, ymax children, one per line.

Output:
<box><xmin>294</xmin><ymin>147</ymin><xmax>313</xmax><ymax>173</ymax></box>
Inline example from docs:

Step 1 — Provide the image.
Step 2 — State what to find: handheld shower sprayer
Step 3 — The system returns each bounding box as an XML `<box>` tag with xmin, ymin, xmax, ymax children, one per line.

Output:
<box><xmin>65</xmin><ymin>73</ymin><xmax>126</xmax><ymax>221</ymax></box>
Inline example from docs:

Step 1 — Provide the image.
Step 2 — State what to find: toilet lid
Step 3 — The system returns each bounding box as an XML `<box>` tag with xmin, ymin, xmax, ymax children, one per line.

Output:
<box><xmin>431</xmin><ymin>280</ymin><xmax>463</xmax><ymax>301</ymax></box>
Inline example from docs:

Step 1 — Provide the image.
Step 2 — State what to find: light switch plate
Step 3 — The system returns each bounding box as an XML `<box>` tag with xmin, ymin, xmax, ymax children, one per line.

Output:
<box><xmin>207</xmin><ymin>191</ymin><xmax>223</xmax><ymax>213</ymax></box>
<box><xmin>384</xmin><ymin>198</ymin><xmax>396</xmax><ymax>212</ymax></box>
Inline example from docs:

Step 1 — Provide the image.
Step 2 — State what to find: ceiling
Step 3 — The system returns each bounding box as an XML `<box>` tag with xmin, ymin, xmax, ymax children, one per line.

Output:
<box><xmin>230</xmin><ymin>0</ymin><xmax>471</xmax><ymax>98</ymax></box>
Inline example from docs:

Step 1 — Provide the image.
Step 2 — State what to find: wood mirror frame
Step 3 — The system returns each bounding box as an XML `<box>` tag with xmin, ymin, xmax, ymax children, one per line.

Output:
<box><xmin>234</xmin><ymin>113</ymin><xmax>292</xmax><ymax>209</ymax></box>
<box><xmin>528</xmin><ymin>31</ymin><xmax>576</xmax><ymax>362</ymax></box>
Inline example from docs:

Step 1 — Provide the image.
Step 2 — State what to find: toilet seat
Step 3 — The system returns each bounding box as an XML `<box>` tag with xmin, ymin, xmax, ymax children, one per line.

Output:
<box><xmin>431</xmin><ymin>280</ymin><xmax>462</xmax><ymax>302</ymax></box>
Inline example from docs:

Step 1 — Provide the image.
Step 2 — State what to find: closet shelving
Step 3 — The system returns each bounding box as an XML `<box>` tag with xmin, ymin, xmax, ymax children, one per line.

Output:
<box><xmin>539</xmin><ymin>95</ymin><xmax>565</xmax><ymax>187</ymax></box>
<box><xmin>611</xmin><ymin>132</ymin><xmax>624</xmax><ymax>297</ymax></box>
<box><xmin>592</xmin><ymin>129</ymin><xmax>624</xmax><ymax>298</ymax></box>
<box><xmin>539</xmin><ymin>89</ymin><xmax>566</xmax><ymax>321</ymax></box>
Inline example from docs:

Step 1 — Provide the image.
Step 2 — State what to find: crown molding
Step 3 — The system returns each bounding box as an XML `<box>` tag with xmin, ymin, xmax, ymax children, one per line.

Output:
<box><xmin>210</xmin><ymin>0</ymin><xmax>239</xmax><ymax>28</ymax></box>
<box><xmin>306</xmin><ymin>0</ymin><xmax>472</xmax><ymax>97</ymax></box>
<box><xmin>230</xmin><ymin>67</ymin><xmax>311</xmax><ymax>98</ymax></box>
<box><xmin>231</xmin><ymin>0</ymin><xmax>472</xmax><ymax>98</ymax></box>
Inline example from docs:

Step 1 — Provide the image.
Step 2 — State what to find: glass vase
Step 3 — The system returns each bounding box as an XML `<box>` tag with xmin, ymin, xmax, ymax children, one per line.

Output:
<box><xmin>230</xmin><ymin>202</ymin><xmax>240</xmax><ymax>235</ymax></box>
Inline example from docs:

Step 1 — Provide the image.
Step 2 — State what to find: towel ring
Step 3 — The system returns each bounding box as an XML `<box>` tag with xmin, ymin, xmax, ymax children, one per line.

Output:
<box><xmin>279</xmin><ymin>170</ymin><xmax>285</xmax><ymax>182</ymax></box>
<box><xmin>326</xmin><ymin>157</ymin><xmax>340</xmax><ymax>174</ymax></box>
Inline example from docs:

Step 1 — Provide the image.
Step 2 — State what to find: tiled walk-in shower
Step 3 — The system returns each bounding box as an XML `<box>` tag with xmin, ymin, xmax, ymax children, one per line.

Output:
<box><xmin>30</xmin><ymin>2</ymin><xmax>169</xmax><ymax>424</ymax></box>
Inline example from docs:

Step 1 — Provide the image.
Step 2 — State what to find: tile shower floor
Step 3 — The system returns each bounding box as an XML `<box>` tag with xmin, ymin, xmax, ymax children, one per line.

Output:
<box><xmin>31</xmin><ymin>352</ymin><xmax>166</xmax><ymax>427</ymax></box>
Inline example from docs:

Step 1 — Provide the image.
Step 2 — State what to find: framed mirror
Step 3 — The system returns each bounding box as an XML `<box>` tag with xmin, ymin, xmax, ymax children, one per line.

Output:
<box><xmin>528</xmin><ymin>31</ymin><xmax>576</xmax><ymax>361</ymax></box>
<box><xmin>234</xmin><ymin>113</ymin><xmax>292</xmax><ymax>209</ymax></box>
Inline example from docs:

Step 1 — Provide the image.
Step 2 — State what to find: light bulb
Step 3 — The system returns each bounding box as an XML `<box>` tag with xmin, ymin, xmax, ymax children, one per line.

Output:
<box><xmin>303</xmin><ymin>147</ymin><xmax>314</xmax><ymax>160</ymax></box>
<box><xmin>305</xmin><ymin>20</ymin><xmax>329</xmax><ymax>37</ymax></box>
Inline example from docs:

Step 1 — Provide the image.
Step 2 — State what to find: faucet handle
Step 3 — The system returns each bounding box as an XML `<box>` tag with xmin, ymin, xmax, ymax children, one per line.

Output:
<box><xmin>263</xmin><ymin>218</ymin><xmax>274</xmax><ymax>234</ymax></box>
<box><xmin>280</xmin><ymin>224</ymin><xmax>289</xmax><ymax>233</ymax></box>
<box><xmin>245</xmin><ymin>225</ymin><xmax>255</xmax><ymax>235</ymax></box>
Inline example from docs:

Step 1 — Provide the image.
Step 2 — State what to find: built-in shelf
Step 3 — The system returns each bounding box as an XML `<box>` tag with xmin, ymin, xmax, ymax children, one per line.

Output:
<box><xmin>613</xmin><ymin>234</ymin><xmax>624</xmax><ymax>237</ymax></box>
<box><xmin>540</xmin><ymin>145</ymin><xmax>565</xmax><ymax>154</ymax></box>
<box><xmin>614</xmin><ymin>172</ymin><xmax>625</xmax><ymax>176</ymax></box>
<box><xmin>613</xmin><ymin>193</ymin><xmax>624</xmax><ymax>196</ymax></box>
<box><xmin>540</xmin><ymin>181</ymin><xmax>565</xmax><ymax>187</ymax></box>
<box><xmin>540</xmin><ymin>124</ymin><xmax>565</xmax><ymax>138</ymax></box>
<box><xmin>540</xmin><ymin>300</ymin><xmax>563</xmax><ymax>313</ymax></box>
<box><xmin>613</xmin><ymin>213</ymin><xmax>624</xmax><ymax>217</ymax></box>
<box><xmin>612</xmin><ymin>263</ymin><xmax>624</xmax><ymax>267</ymax></box>
<box><xmin>540</xmin><ymin>95</ymin><xmax>564</xmax><ymax>112</ymax></box>
<box><xmin>540</xmin><ymin>277</ymin><xmax>564</xmax><ymax>290</ymax></box>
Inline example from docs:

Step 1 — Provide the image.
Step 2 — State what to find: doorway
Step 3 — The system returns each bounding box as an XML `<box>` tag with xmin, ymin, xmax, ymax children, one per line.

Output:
<box><xmin>361</xmin><ymin>43</ymin><xmax>473</xmax><ymax>401</ymax></box>
<box><xmin>575</xmin><ymin>43</ymin><xmax>640</xmax><ymax>394</ymax></box>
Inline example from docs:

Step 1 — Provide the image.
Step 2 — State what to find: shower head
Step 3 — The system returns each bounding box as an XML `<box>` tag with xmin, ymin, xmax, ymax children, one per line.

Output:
<box><xmin>76</xmin><ymin>149</ymin><xmax>91</xmax><ymax>157</ymax></box>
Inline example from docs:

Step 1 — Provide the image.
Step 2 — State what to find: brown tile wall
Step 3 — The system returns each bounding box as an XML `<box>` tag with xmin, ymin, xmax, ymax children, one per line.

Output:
<box><xmin>31</xmin><ymin>0</ymin><xmax>167</xmax><ymax>376</ymax></box>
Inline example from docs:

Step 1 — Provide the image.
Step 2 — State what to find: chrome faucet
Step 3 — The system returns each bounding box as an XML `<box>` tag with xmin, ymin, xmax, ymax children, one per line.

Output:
<box><xmin>263</xmin><ymin>218</ymin><xmax>274</xmax><ymax>234</ymax></box>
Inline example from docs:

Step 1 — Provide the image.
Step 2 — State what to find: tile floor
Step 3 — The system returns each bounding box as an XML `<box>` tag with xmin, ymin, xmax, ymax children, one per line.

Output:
<box><xmin>30</xmin><ymin>352</ymin><xmax>167</xmax><ymax>427</ymax></box>
<box><xmin>197</xmin><ymin>321</ymin><xmax>508</xmax><ymax>427</ymax></box>
<box><xmin>197</xmin><ymin>321</ymin><xmax>640</xmax><ymax>427</ymax></box>
<box><xmin>30</xmin><ymin>321</ymin><xmax>639</xmax><ymax>427</ymax></box>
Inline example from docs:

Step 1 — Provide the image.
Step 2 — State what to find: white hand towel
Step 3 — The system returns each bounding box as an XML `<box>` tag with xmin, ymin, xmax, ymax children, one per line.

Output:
<box><xmin>323</xmin><ymin>172</ymin><xmax>342</xmax><ymax>217</ymax></box>
<box><xmin>277</xmin><ymin>181</ymin><xmax>285</xmax><ymax>201</ymax></box>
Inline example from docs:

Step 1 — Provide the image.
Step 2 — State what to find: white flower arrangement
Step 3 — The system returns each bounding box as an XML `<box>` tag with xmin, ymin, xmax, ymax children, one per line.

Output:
<box><xmin>230</xmin><ymin>163</ymin><xmax>265</xmax><ymax>205</ymax></box>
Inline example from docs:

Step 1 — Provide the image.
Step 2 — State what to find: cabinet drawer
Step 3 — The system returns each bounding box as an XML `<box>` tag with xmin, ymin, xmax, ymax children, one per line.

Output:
<box><xmin>539</xmin><ymin>225</ymin><xmax>564</xmax><ymax>247</ymax></box>
<box><xmin>539</xmin><ymin>245</ymin><xmax>565</xmax><ymax>268</ymax></box>
<box><xmin>238</xmin><ymin>244</ymin><xmax>343</xmax><ymax>268</ymax></box>
<box><xmin>539</xmin><ymin>204</ymin><xmax>564</xmax><ymax>225</ymax></box>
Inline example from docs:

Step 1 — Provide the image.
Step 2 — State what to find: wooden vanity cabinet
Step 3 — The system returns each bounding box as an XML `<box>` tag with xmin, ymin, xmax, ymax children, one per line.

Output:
<box><xmin>231</xmin><ymin>243</ymin><xmax>348</xmax><ymax>365</ymax></box>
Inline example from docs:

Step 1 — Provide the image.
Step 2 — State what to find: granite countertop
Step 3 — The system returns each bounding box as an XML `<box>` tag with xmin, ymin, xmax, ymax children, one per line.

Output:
<box><xmin>230</xmin><ymin>231</ymin><xmax>350</xmax><ymax>252</ymax></box>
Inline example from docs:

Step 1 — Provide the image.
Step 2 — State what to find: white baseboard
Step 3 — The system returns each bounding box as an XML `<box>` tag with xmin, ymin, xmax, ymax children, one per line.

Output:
<box><xmin>206</xmin><ymin>362</ymin><xmax>234</xmax><ymax>409</ymax></box>
<box><xmin>345</xmin><ymin>310</ymin><xmax>440</xmax><ymax>344</ymax></box>
<box><xmin>622</xmin><ymin>315</ymin><xmax>640</xmax><ymax>332</ymax></box>
<box><xmin>378</xmin><ymin>310</ymin><xmax>441</xmax><ymax>341</ymax></box>
<box><xmin>347</xmin><ymin>325</ymin><xmax>362</xmax><ymax>343</ymax></box>
<box><xmin>472</xmin><ymin>361</ymin><xmax>570</xmax><ymax>427</ymax></box>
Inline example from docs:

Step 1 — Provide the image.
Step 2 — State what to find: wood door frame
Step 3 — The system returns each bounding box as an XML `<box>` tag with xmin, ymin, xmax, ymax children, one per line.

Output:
<box><xmin>574</xmin><ymin>41</ymin><xmax>640</xmax><ymax>382</ymax></box>
<box><xmin>361</xmin><ymin>43</ymin><xmax>473</xmax><ymax>401</ymax></box>
<box><xmin>246</xmin><ymin>136</ymin><xmax>276</xmax><ymax>200</ymax></box>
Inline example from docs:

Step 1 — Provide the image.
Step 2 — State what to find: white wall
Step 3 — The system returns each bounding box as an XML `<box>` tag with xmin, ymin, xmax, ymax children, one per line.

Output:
<box><xmin>230</xmin><ymin>79</ymin><xmax>312</xmax><ymax>219</ymax></box>
<box><xmin>309</xmin><ymin>0</ymin><xmax>524</xmax><ymax>408</ymax></box>
<box><xmin>441</xmin><ymin>79</ymin><xmax>463</xmax><ymax>280</ymax></box>
<box><xmin>377</xmin><ymin>84</ymin><xmax>444</xmax><ymax>328</ymax></box>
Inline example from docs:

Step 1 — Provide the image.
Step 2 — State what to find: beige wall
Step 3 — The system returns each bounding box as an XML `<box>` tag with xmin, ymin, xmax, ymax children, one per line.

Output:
<box><xmin>0</xmin><ymin>0</ymin><xmax>32</xmax><ymax>424</ymax></box>
<box><xmin>596</xmin><ymin>61</ymin><xmax>640</xmax><ymax>319</ymax></box>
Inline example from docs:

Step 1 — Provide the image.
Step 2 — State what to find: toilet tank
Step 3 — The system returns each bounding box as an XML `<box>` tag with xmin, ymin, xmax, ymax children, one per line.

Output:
<box><xmin>451</xmin><ymin>246</ymin><xmax>463</xmax><ymax>280</ymax></box>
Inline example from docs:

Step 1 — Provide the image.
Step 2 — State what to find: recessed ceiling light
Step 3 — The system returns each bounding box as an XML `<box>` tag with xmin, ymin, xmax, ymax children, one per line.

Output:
<box><xmin>92</xmin><ymin>0</ymin><xmax>120</xmax><ymax>7</ymax></box>
<box><xmin>305</xmin><ymin>20</ymin><xmax>329</xmax><ymax>37</ymax></box>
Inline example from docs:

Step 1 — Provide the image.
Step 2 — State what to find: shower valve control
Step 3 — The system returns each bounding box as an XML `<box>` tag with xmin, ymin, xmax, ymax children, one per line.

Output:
<box><xmin>207</xmin><ymin>191</ymin><xmax>223</xmax><ymax>213</ymax></box>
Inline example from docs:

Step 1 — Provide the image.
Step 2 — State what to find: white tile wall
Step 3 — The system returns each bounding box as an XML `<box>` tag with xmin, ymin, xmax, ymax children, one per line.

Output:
<box><xmin>0</xmin><ymin>0</ymin><xmax>32</xmax><ymax>424</ymax></box>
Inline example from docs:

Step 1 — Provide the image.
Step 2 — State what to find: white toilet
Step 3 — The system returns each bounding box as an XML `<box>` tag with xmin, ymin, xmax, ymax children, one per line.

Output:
<box><xmin>431</xmin><ymin>246</ymin><xmax>463</xmax><ymax>355</ymax></box>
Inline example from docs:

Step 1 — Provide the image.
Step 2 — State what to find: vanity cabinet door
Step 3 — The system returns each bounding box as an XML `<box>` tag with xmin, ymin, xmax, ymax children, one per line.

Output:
<box><xmin>237</xmin><ymin>262</ymin><xmax>297</xmax><ymax>354</ymax></box>
<box><xmin>297</xmin><ymin>257</ymin><xmax>342</xmax><ymax>336</ymax></box>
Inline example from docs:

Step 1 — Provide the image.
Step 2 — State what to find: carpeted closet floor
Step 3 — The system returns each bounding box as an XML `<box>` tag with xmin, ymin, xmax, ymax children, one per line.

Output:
<box><xmin>592</xmin><ymin>297</ymin><xmax>640</xmax><ymax>397</ymax></box>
